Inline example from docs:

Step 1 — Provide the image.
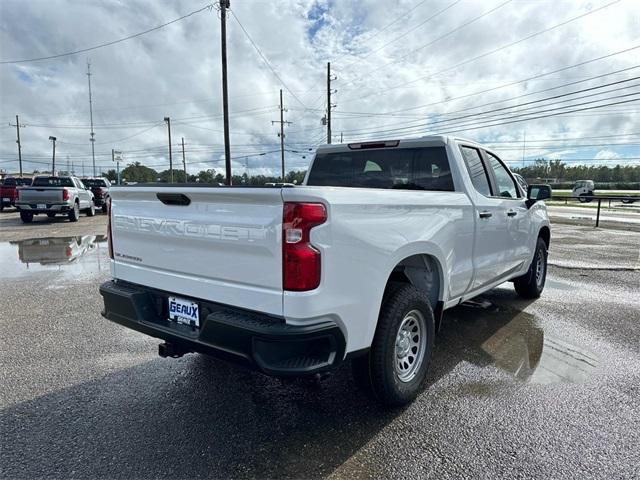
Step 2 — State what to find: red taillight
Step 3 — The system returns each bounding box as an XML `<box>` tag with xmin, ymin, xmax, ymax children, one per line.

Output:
<box><xmin>62</xmin><ymin>188</ymin><xmax>70</xmax><ymax>201</ymax></box>
<box><xmin>95</xmin><ymin>188</ymin><xmax>104</xmax><ymax>198</ymax></box>
<box><xmin>283</xmin><ymin>202</ymin><xmax>327</xmax><ymax>291</ymax></box>
<box><xmin>107</xmin><ymin>197</ymin><xmax>113</xmax><ymax>259</ymax></box>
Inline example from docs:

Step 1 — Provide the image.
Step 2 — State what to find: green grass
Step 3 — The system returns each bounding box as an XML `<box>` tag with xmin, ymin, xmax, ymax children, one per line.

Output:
<box><xmin>552</xmin><ymin>190</ymin><xmax>639</xmax><ymax>198</ymax></box>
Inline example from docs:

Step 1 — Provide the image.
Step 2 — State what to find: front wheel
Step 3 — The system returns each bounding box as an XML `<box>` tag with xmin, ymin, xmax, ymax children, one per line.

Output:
<box><xmin>86</xmin><ymin>202</ymin><xmax>95</xmax><ymax>217</ymax></box>
<box><xmin>352</xmin><ymin>283</ymin><xmax>434</xmax><ymax>407</ymax></box>
<box><xmin>514</xmin><ymin>237</ymin><xmax>547</xmax><ymax>299</ymax></box>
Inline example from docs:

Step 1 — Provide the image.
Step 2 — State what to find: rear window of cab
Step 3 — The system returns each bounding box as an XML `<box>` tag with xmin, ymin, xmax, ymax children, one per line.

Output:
<box><xmin>307</xmin><ymin>147</ymin><xmax>454</xmax><ymax>191</ymax></box>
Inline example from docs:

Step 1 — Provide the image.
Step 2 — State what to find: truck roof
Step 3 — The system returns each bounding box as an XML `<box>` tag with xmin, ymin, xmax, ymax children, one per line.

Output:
<box><xmin>314</xmin><ymin>135</ymin><xmax>483</xmax><ymax>154</ymax></box>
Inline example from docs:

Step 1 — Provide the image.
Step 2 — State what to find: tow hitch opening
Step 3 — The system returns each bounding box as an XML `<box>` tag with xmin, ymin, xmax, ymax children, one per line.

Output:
<box><xmin>158</xmin><ymin>342</ymin><xmax>190</xmax><ymax>358</ymax></box>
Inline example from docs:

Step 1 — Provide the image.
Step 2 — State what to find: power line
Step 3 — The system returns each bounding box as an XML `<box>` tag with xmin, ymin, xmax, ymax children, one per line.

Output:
<box><xmin>340</xmin><ymin>77</ymin><xmax>640</xmax><ymax>136</ymax></box>
<box><xmin>339</xmin><ymin>0</ymin><xmax>465</xmax><ymax>70</ymax></box>
<box><xmin>342</xmin><ymin>0</ymin><xmax>511</xmax><ymax>86</ymax></box>
<box><xmin>230</xmin><ymin>10</ymin><xmax>308</xmax><ymax>110</ymax></box>
<box><xmin>0</xmin><ymin>4</ymin><xmax>214</xmax><ymax>64</ymax></box>
<box><xmin>340</xmin><ymin>96</ymin><xmax>640</xmax><ymax>141</ymax></box>
<box><xmin>341</xmin><ymin>0</ymin><xmax>625</xmax><ymax>102</ymax></box>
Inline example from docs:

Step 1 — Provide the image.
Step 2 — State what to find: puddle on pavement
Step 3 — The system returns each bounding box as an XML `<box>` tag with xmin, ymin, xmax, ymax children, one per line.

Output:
<box><xmin>0</xmin><ymin>235</ymin><xmax>108</xmax><ymax>279</ymax></box>
<box><xmin>545</xmin><ymin>278</ymin><xmax>576</xmax><ymax>291</ymax></box>
<box><xmin>447</xmin><ymin>299</ymin><xmax>599</xmax><ymax>384</ymax></box>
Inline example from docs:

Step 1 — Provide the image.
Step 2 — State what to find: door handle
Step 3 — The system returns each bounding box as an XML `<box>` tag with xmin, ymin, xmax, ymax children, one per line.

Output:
<box><xmin>479</xmin><ymin>211</ymin><xmax>492</xmax><ymax>219</ymax></box>
<box><xmin>156</xmin><ymin>193</ymin><xmax>191</xmax><ymax>206</ymax></box>
<box><xmin>507</xmin><ymin>210</ymin><xmax>517</xmax><ymax>217</ymax></box>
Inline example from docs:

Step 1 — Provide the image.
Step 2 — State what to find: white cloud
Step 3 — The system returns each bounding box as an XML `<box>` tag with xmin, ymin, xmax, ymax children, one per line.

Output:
<box><xmin>595</xmin><ymin>148</ymin><xmax>621</xmax><ymax>160</ymax></box>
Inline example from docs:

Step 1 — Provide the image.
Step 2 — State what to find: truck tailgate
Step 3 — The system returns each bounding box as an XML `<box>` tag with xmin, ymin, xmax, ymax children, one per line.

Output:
<box><xmin>19</xmin><ymin>188</ymin><xmax>63</xmax><ymax>203</ymax></box>
<box><xmin>110</xmin><ymin>187</ymin><xmax>284</xmax><ymax>316</ymax></box>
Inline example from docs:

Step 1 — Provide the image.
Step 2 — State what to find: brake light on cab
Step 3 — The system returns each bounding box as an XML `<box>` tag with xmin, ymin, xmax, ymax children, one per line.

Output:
<box><xmin>283</xmin><ymin>202</ymin><xmax>327</xmax><ymax>291</ymax></box>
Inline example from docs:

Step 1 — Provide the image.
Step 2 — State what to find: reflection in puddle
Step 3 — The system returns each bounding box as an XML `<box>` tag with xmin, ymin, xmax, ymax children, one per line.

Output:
<box><xmin>0</xmin><ymin>236</ymin><xmax>108</xmax><ymax>278</ymax></box>
<box><xmin>450</xmin><ymin>300</ymin><xmax>599</xmax><ymax>384</ymax></box>
<box><xmin>480</xmin><ymin>314</ymin><xmax>598</xmax><ymax>384</ymax></box>
<box><xmin>545</xmin><ymin>278</ymin><xmax>576</xmax><ymax>291</ymax></box>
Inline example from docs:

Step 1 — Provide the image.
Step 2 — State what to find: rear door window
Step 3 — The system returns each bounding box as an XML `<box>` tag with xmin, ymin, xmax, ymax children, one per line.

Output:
<box><xmin>460</xmin><ymin>146</ymin><xmax>492</xmax><ymax>196</ymax></box>
<box><xmin>307</xmin><ymin>147</ymin><xmax>454</xmax><ymax>191</ymax></box>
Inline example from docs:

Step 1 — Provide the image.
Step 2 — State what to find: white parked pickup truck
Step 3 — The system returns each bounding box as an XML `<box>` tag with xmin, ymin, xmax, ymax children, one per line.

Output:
<box><xmin>100</xmin><ymin>136</ymin><xmax>551</xmax><ymax>406</ymax></box>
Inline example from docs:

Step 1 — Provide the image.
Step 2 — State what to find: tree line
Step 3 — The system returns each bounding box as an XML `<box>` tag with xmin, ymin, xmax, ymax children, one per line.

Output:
<box><xmin>512</xmin><ymin>159</ymin><xmax>640</xmax><ymax>184</ymax></box>
<box><xmin>100</xmin><ymin>159</ymin><xmax>640</xmax><ymax>189</ymax></box>
<box><xmin>103</xmin><ymin>162</ymin><xmax>306</xmax><ymax>185</ymax></box>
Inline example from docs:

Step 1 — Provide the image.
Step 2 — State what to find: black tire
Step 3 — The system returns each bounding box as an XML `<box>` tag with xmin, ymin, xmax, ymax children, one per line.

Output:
<box><xmin>514</xmin><ymin>237</ymin><xmax>548</xmax><ymax>299</ymax></box>
<box><xmin>352</xmin><ymin>283</ymin><xmax>435</xmax><ymax>407</ymax></box>
<box><xmin>86</xmin><ymin>202</ymin><xmax>95</xmax><ymax>217</ymax></box>
<box><xmin>102</xmin><ymin>203</ymin><xmax>108</xmax><ymax>213</ymax></box>
<box><xmin>46</xmin><ymin>212</ymin><xmax>56</xmax><ymax>218</ymax></box>
<box><xmin>0</xmin><ymin>203</ymin><xmax>4</xmax><ymax>212</ymax></box>
<box><xmin>68</xmin><ymin>202</ymin><xmax>80</xmax><ymax>222</ymax></box>
<box><xmin>20</xmin><ymin>211</ymin><xmax>33</xmax><ymax>223</ymax></box>
<box><xmin>578</xmin><ymin>194</ymin><xmax>588</xmax><ymax>203</ymax></box>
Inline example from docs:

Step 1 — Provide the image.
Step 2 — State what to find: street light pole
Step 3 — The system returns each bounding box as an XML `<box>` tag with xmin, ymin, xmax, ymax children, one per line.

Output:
<box><xmin>49</xmin><ymin>136</ymin><xmax>57</xmax><ymax>174</ymax></box>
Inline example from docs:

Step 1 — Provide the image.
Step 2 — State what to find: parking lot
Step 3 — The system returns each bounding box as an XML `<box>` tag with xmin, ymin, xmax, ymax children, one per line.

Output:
<box><xmin>1</xmin><ymin>210</ymin><xmax>639</xmax><ymax>479</ymax></box>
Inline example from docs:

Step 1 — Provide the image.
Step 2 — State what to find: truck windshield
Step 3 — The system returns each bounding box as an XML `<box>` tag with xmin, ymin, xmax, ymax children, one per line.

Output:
<box><xmin>32</xmin><ymin>177</ymin><xmax>74</xmax><ymax>187</ymax></box>
<box><xmin>307</xmin><ymin>147</ymin><xmax>454</xmax><ymax>191</ymax></box>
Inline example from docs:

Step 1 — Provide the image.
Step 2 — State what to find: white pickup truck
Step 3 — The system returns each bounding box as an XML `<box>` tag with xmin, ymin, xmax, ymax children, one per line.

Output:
<box><xmin>100</xmin><ymin>136</ymin><xmax>551</xmax><ymax>406</ymax></box>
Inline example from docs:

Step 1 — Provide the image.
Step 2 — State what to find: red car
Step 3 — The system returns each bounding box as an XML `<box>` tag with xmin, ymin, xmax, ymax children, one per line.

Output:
<box><xmin>0</xmin><ymin>177</ymin><xmax>32</xmax><ymax>211</ymax></box>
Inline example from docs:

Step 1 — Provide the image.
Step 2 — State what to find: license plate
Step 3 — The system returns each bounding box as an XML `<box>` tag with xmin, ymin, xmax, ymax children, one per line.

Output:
<box><xmin>37</xmin><ymin>204</ymin><xmax>46</xmax><ymax>209</ymax></box>
<box><xmin>2</xmin><ymin>197</ymin><xmax>9</xmax><ymax>201</ymax></box>
<box><xmin>168</xmin><ymin>296</ymin><xmax>200</xmax><ymax>327</ymax></box>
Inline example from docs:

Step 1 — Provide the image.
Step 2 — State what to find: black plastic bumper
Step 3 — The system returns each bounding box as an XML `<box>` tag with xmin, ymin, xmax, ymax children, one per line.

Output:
<box><xmin>99</xmin><ymin>280</ymin><xmax>346</xmax><ymax>376</ymax></box>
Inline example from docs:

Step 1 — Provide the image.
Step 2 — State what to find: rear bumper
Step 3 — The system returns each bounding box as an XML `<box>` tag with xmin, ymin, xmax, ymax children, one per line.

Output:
<box><xmin>99</xmin><ymin>280</ymin><xmax>346</xmax><ymax>376</ymax></box>
<box><xmin>15</xmin><ymin>202</ymin><xmax>71</xmax><ymax>213</ymax></box>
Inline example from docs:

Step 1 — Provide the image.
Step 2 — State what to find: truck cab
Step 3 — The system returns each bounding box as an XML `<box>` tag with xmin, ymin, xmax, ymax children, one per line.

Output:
<box><xmin>572</xmin><ymin>180</ymin><xmax>595</xmax><ymax>202</ymax></box>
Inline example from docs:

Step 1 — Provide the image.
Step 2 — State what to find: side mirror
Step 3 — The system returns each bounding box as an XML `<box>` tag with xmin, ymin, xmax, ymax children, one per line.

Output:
<box><xmin>526</xmin><ymin>184</ymin><xmax>552</xmax><ymax>208</ymax></box>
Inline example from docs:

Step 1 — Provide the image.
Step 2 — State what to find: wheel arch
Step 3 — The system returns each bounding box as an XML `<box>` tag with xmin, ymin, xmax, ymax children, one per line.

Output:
<box><xmin>382</xmin><ymin>252</ymin><xmax>445</xmax><ymax>333</ymax></box>
<box><xmin>539</xmin><ymin>225</ymin><xmax>550</xmax><ymax>249</ymax></box>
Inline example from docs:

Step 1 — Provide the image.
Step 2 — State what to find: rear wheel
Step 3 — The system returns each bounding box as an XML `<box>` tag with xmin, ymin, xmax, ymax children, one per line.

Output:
<box><xmin>101</xmin><ymin>203</ymin><xmax>108</xmax><ymax>213</ymax></box>
<box><xmin>352</xmin><ymin>283</ymin><xmax>434</xmax><ymax>407</ymax></box>
<box><xmin>514</xmin><ymin>237</ymin><xmax>547</xmax><ymax>299</ymax></box>
<box><xmin>68</xmin><ymin>202</ymin><xmax>80</xmax><ymax>222</ymax></box>
<box><xmin>20</xmin><ymin>211</ymin><xmax>33</xmax><ymax>223</ymax></box>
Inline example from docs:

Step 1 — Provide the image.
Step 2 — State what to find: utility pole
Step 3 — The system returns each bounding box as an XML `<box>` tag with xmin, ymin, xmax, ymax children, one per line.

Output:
<box><xmin>219</xmin><ymin>0</ymin><xmax>232</xmax><ymax>185</ymax></box>
<box><xmin>521</xmin><ymin>130</ymin><xmax>526</xmax><ymax>169</ymax></box>
<box><xmin>271</xmin><ymin>89</ymin><xmax>292</xmax><ymax>180</ymax></box>
<box><xmin>327</xmin><ymin>62</ymin><xmax>332</xmax><ymax>144</ymax></box>
<box><xmin>181</xmin><ymin>137</ymin><xmax>187</xmax><ymax>182</ymax></box>
<box><xmin>87</xmin><ymin>60</ymin><xmax>97</xmax><ymax>177</ymax></box>
<box><xmin>164</xmin><ymin>117</ymin><xmax>173</xmax><ymax>182</ymax></box>
<box><xmin>49</xmin><ymin>136</ymin><xmax>57</xmax><ymax>173</ymax></box>
<box><xmin>9</xmin><ymin>115</ymin><xmax>24</xmax><ymax>177</ymax></box>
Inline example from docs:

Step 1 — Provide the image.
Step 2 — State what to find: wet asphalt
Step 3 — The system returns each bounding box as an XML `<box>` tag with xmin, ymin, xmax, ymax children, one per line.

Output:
<box><xmin>0</xmin><ymin>214</ymin><xmax>639</xmax><ymax>479</ymax></box>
